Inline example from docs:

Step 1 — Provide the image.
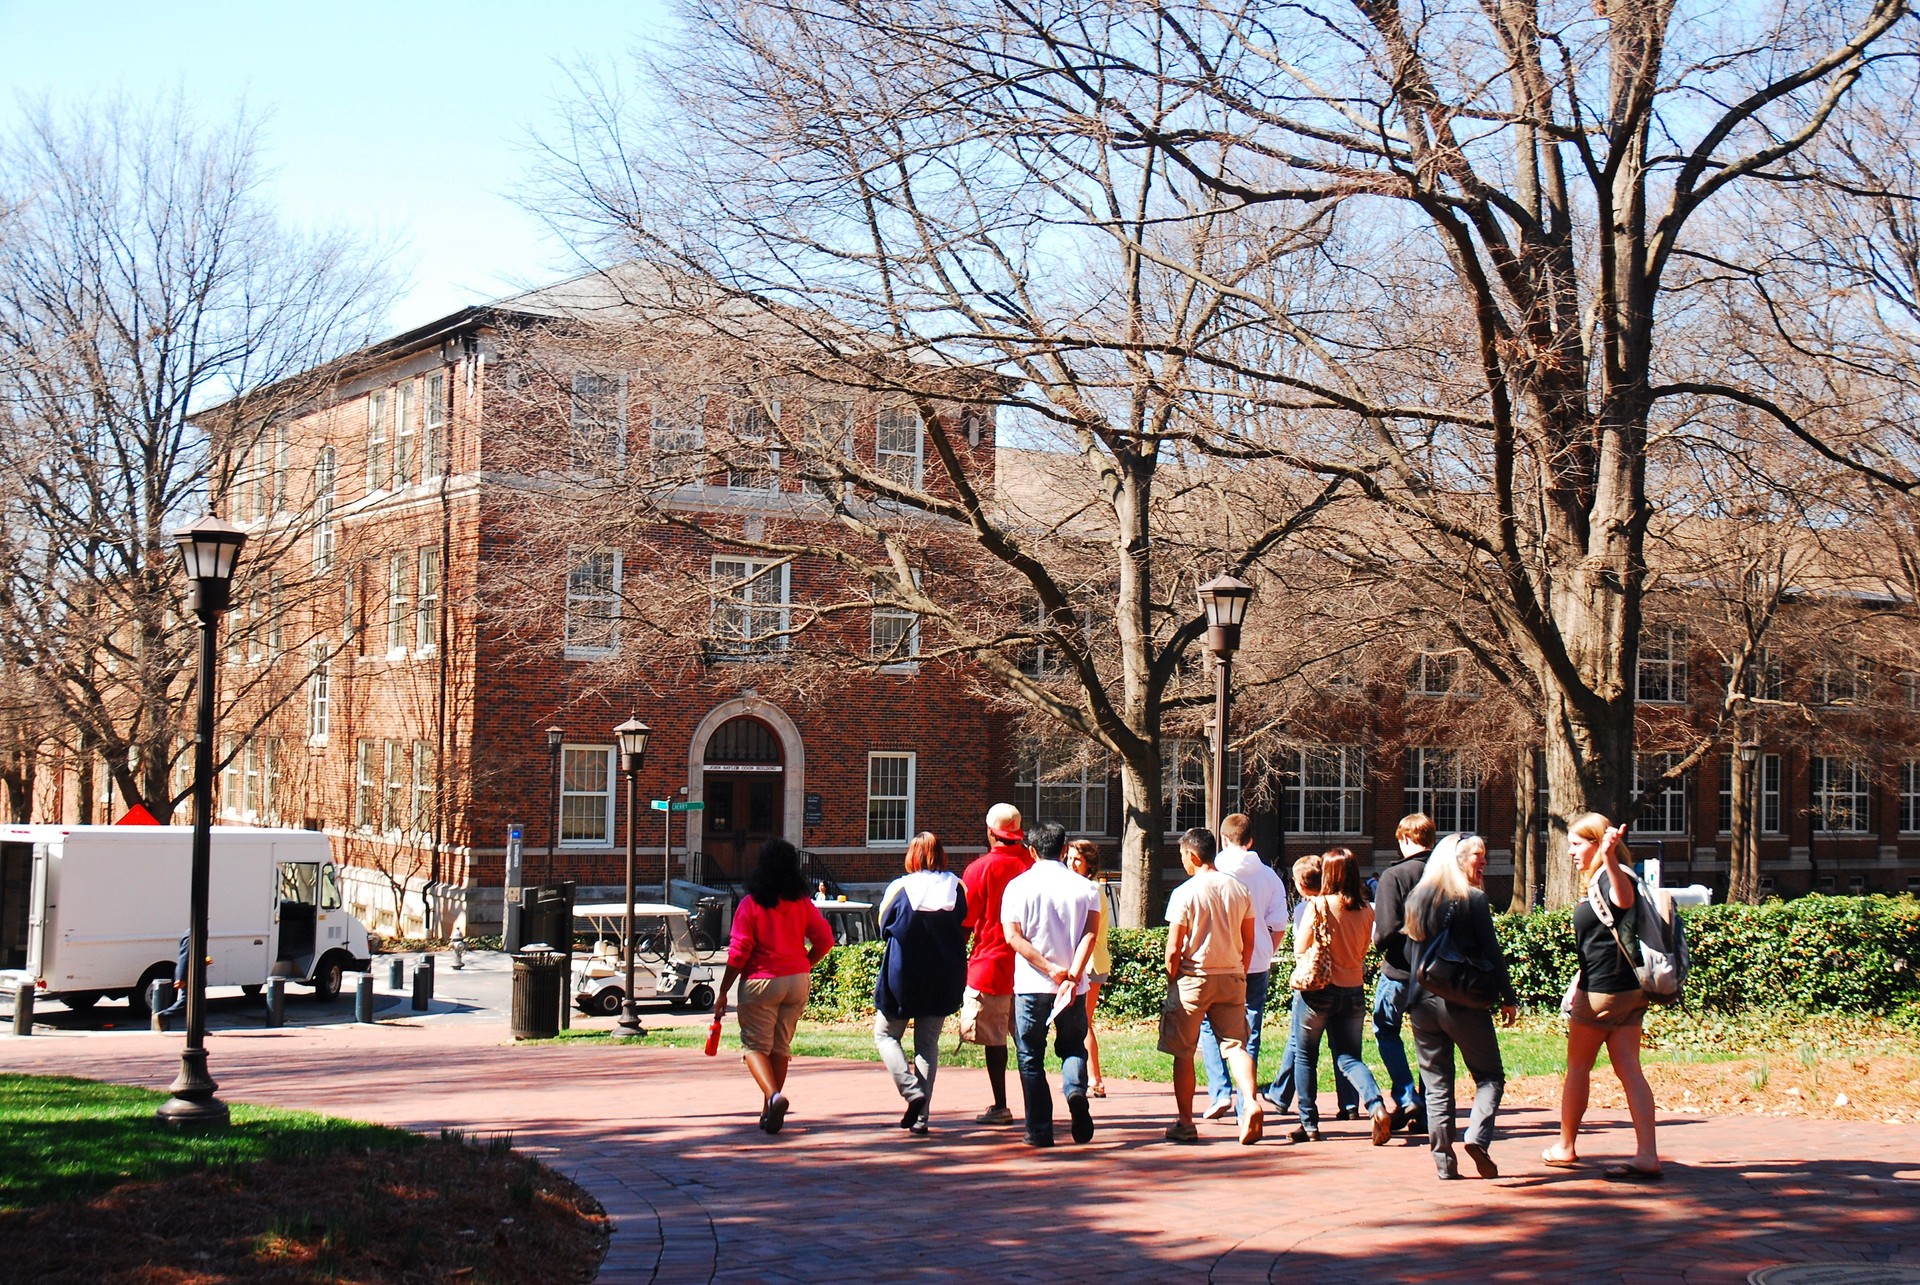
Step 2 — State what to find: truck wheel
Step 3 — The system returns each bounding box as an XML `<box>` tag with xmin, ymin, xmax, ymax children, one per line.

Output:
<box><xmin>591</xmin><ymin>988</ymin><xmax>623</xmax><ymax>1017</ymax></box>
<box><xmin>61</xmin><ymin>991</ymin><xmax>103</xmax><ymax>1011</ymax></box>
<box><xmin>241</xmin><ymin>984</ymin><xmax>263</xmax><ymax>998</ymax></box>
<box><xmin>127</xmin><ymin>964</ymin><xmax>174</xmax><ymax>1020</ymax></box>
<box><xmin>689</xmin><ymin>983</ymin><xmax>715</xmax><ymax>1010</ymax></box>
<box><xmin>309</xmin><ymin>953</ymin><xmax>347</xmax><ymax>1001</ymax></box>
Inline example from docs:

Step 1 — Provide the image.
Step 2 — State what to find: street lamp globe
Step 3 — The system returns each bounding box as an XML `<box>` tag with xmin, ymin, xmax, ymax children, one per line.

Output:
<box><xmin>615</xmin><ymin>717</ymin><xmax>651</xmax><ymax>770</ymax></box>
<box><xmin>1738</xmin><ymin>740</ymin><xmax>1761</xmax><ymax>765</ymax></box>
<box><xmin>172</xmin><ymin>515</ymin><xmax>248</xmax><ymax>615</ymax></box>
<box><xmin>1197</xmin><ymin>571</ymin><xmax>1254</xmax><ymax>656</ymax></box>
<box><xmin>546</xmin><ymin>725</ymin><xmax>565</xmax><ymax>751</ymax></box>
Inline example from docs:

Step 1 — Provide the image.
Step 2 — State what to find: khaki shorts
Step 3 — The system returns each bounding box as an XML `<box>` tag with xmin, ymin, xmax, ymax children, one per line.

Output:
<box><xmin>737</xmin><ymin>973</ymin><xmax>810</xmax><ymax>1057</ymax></box>
<box><xmin>1157</xmin><ymin>973</ymin><xmax>1249</xmax><ymax>1056</ymax></box>
<box><xmin>1569</xmin><ymin>988</ymin><xmax>1649</xmax><ymax>1031</ymax></box>
<box><xmin>958</xmin><ymin>987</ymin><xmax>1012</xmax><ymax>1046</ymax></box>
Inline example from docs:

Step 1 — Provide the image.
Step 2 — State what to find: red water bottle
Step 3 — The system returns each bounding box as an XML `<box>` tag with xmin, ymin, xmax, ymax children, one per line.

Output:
<box><xmin>704</xmin><ymin>1019</ymin><xmax>723</xmax><ymax>1056</ymax></box>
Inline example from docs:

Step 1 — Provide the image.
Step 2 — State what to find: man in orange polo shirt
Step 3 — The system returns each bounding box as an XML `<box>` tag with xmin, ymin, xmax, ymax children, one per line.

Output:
<box><xmin>959</xmin><ymin>802</ymin><xmax>1035</xmax><ymax>1125</ymax></box>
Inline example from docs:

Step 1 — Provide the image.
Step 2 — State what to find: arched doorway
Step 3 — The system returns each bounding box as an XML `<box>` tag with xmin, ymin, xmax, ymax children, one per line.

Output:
<box><xmin>701</xmin><ymin>716</ymin><xmax>785</xmax><ymax>881</ymax></box>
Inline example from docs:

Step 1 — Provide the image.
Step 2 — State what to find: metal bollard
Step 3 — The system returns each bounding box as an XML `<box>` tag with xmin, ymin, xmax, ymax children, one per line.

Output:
<box><xmin>410</xmin><ymin>959</ymin><xmax>432</xmax><ymax>1011</ymax></box>
<box><xmin>353</xmin><ymin>972</ymin><xmax>375</xmax><ymax>1024</ymax></box>
<box><xmin>386</xmin><ymin>957</ymin><xmax>404</xmax><ymax>989</ymax></box>
<box><xmin>264</xmin><ymin>977</ymin><xmax>286</xmax><ymax>1027</ymax></box>
<box><xmin>450</xmin><ymin>932</ymin><xmax>465</xmax><ymax>970</ymax></box>
<box><xmin>11</xmin><ymin>983</ymin><xmax>33</xmax><ymax>1036</ymax></box>
<box><xmin>149</xmin><ymin>979</ymin><xmax>172</xmax><ymax>1033</ymax></box>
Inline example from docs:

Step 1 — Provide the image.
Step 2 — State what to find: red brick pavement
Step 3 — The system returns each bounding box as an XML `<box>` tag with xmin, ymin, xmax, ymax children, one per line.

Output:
<box><xmin>4</xmin><ymin>1024</ymin><xmax>1917</xmax><ymax>1284</ymax></box>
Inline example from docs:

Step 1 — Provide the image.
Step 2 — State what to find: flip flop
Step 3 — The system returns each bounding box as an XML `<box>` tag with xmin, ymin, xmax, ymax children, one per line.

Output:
<box><xmin>1541</xmin><ymin>1149</ymin><xmax>1581</xmax><ymax>1169</ymax></box>
<box><xmin>1603</xmin><ymin>1164</ymin><xmax>1663</xmax><ymax>1183</ymax></box>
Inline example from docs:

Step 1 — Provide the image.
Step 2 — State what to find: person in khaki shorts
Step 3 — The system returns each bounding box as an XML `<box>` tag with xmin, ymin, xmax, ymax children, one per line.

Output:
<box><xmin>1160</xmin><ymin>827</ymin><xmax>1264</xmax><ymax>1145</ymax></box>
<box><xmin>958</xmin><ymin>802</ymin><xmax>1034</xmax><ymax>1124</ymax></box>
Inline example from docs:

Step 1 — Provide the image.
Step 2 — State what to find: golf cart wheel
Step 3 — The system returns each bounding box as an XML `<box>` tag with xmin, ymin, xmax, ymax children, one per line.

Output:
<box><xmin>689</xmin><ymin>983</ymin><xmax>715</xmax><ymax>1010</ymax></box>
<box><xmin>591</xmin><ymin>988</ymin><xmax>624</xmax><ymax>1017</ymax></box>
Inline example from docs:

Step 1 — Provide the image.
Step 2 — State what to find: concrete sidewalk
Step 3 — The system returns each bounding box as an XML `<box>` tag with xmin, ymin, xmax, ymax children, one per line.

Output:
<box><xmin>3</xmin><ymin>1022</ymin><xmax>1917</xmax><ymax>1283</ymax></box>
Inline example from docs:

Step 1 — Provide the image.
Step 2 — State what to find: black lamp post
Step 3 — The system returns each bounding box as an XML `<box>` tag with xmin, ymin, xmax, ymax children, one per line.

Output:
<box><xmin>544</xmin><ymin>726</ymin><xmax>564</xmax><ymax>884</ymax></box>
<box><xmin>157</xmin><ymin>514</ymin><xmax>247</xmax><ymax>1129</ymax></box>
<box><xmin>1197</xmin><ymin>572</ymin><xmax>1254</xmax><ymax>835</ymax></box>
<box><xmin>1736</xmin><ymin>739</ymin><xmax>1761</xmax><ymax>902</ymax></box>
<box><xmin>615</xmin><ymin>716</ymin><xmax>651</xmax><ymax>1036</ymax></box>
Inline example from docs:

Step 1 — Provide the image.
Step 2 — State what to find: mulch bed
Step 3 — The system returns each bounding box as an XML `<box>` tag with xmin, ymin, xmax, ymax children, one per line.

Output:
<box><xmin>1505</xmin><ymin>1053</ymin><xmax>1920</xmax><ymax>1124</ymax></box>
<box><xmin>1</xmin><ymin>1136</ymin><xmax>608</xmax><ymax>1284</ymax></box>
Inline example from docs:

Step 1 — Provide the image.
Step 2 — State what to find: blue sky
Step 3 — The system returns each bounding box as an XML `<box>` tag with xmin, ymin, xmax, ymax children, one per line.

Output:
<box><xmin>0</xmin><ymin>0</ymin><xmax>673</xmax><ymax>332</ymax></box>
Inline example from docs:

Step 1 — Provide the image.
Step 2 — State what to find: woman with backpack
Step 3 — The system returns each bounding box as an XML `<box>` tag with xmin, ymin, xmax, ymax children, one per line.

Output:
<box><xmin>1287</xmin><ymin>850</ymin><xmax>1394</xmax><ymax>1145</ymax></box>
<box><xmin>872</xmin><ymin>832</ymin><xmax>969</xmax><ymax>1135</ymax></box>
<box><xmin>1542</xmin><ymin>813</ymin><xmax>1662</xmax><ymax>1181</ymax></box>
<box><xmin>1403</xmin><ymin>833</ymin><xmax>1517</xmax><ymax>1180</ymax></box>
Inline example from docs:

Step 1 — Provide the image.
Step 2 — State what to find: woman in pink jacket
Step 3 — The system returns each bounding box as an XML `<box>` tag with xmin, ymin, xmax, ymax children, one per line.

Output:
<box><xmin>714</xmin><ymin>838</ymin><xmax>835</xmax><ymax>1134</ymax></box>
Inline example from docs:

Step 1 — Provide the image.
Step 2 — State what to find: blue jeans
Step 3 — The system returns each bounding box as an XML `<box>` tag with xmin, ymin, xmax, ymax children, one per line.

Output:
<box><xmin>1265</xmin><ymin>988</ymin><xmax>1359</xmax><ymax>1113</ymax></box>
<box><xmin>1372</xmin><ymin>973</ymin><xmax>1424</xmax><ymax>1112</ymax></box>
<box><xmin>1012</xmin><ymin>990</ymin><xmax>1089</xmax><ymax>1144</ymax></box>
<box><xmin>1200</xmin><ymin>969</ymin><xmax>1269</xmax><ymax>1106</ymax></box>
<box><xmin>1294</xmin><ymin>986</ymin><xmax>1384</xmax><ymax>1129</ymax></box>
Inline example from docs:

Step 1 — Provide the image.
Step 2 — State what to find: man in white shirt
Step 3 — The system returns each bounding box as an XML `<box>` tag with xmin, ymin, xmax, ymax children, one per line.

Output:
<box><xmin>1002</xmin><ymin>822</ymin><xmax>1102</xmax><ymax>1148</ymax></box>
<box><xmin>1199</xmin><ymin>813</ymin><xmax>1293</xmax><ymax>1123</ymax></box>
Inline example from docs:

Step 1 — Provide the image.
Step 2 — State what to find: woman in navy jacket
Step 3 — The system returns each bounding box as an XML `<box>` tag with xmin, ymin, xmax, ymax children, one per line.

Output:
<box><xmin>873</xmin><ymin>832</ymin><xmax>969</xmax><ymax>1135</ymax></box>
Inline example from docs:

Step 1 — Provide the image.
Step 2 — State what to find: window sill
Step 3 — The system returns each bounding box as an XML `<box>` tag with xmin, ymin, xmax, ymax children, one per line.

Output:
<box><xmin>876</xmin><ymin>661</ymin><xmax>921</xmax><ymax>675</ymax></box>
<box><xmin>307</xmin><ymin>735</ymin><xmax>329</xmax><ymax>749</ymax></box>
<box><xmin>563</xmin><ymin>648</ymin><xmax>621</xmax><ymax>661</ymax></box>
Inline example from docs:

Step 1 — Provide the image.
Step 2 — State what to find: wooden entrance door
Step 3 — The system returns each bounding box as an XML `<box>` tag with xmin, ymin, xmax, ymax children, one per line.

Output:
<box><xmin>702</xmin><ymin>772</ymin><xmax>783</xmax><ymax>882</ymax></box>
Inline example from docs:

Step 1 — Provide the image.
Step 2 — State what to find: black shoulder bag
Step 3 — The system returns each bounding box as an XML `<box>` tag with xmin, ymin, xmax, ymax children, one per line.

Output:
<box><xmin>1414</xmin><ymin>901</ymin><xmax>1502</xmax><ymax>1009</ymax></box>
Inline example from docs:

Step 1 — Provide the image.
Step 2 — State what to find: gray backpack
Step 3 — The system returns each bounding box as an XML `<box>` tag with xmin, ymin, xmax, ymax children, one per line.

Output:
<box><xmin>1586</xmin><ymin>869</ymin><xmax>1688</xmax><ymax>1006</ymax></box>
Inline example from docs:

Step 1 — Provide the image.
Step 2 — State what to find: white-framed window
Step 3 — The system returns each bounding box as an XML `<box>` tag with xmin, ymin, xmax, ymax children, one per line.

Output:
<box><xmin>366</xmin><ymin>389</ymin><xmax>389</xmax><ymax>493</ymax></box>
<box><xmin>1902</xmin><ymin>762</ymin><xmax>1920</xmax><ymax>834</ymax></box>
<box><xmin>867</xmin><ymin>752</ymin><xmax>916</xmax><ymax>845</ymax></box>
<box><xmin>422</xmin><ymin>370</ymin><xmax>447</xmax><ymax>478</ymax></box>
<box><xmin>1284</xmin><ymin>745</ymin><xmax>1366</xmax><ymax>835</ymax></box>
<box><xmin>412</xmin><ymin>740</ymin><xmax>436</xmax><ymax>839</ymax></box>
<box><xmin>354</xmin><ymin>739</ymin><xmax>378</xmax><ymax>831</ymax></box>
<box><xmin>1405</xmin><ymin>747</ymin><xmax>1478</xmax><ymax>834</ymax></box>
<box><xmin>801</xmin><ymin>399</ymin><xmax>853</xmax><ymax>496</ymax></box>
<box><xmin>242</xmin><ymin>738</ymin><xmax>276</xmax><ymax>822</ymax></box>
<box><xmin>306</xmin><ymin>644</ymin><xmax>330</xmax><ymax>741</ymax></box>
<box><xmin>1718</xmin><ymin>752</ymin><xmax>1782</xmax><ymax>834</ymax></box>
<box><xmin>381</xmin><ymin>739</ymin><xmax>406</xmax><ymax>833</ymax></box>
<box><xmin>564</xmin><ymin>548</ymin><xmax>622</xmax><ymax>656</ymax></box>
<box><xmin>559</xmin><ymin>745</ymin><xmax>615</xmax><ymax>845</ymax></box>
<box><xmin>569</xmin><ymin>371</ymin><xmax>625</xmax><ymax>469</ymax></box>
<box><xmin>1812</xmin><ymin>756</ymin><xmax>1870</xmax><ymax>833</ymax></box>
<box><xmin>415</xmin><ymin>546</ymin><xmax>441</xmax><ymax>650</ymax></box>
<box><xmin>870</xmin><ymin>572</ymin><xmax>920</xmax><ymax>664</ymax></box>
<box><xmin>1409</xmin><ymin>650</ymin><xmax>1460</xmax><ymax>696</ymax></box>
<box><xmin>1637</xmin><ymin>624</ymin><xmax>1689</xmax><ymax>703</ymax></box>
<box><xmin>1163</xmin><ymin>740</ymin><xmax>1240</xmax><ymax>834</ymax></box>
<box><xmin>710</xmin><ymin>557</ymin><xmax>791</xmax><ymax>656</ymax></box>
<box><xmin>1632</xmin><ymin>753</ymin><xmax>1689</xmax><ymax>834</ymax></box>
<box><xmin>264</xmin><ymin>574</ymin><xmax>283</xmax><ymax>660</ymax></box>
<box><xmin>1016</xmin><ymin>742</ymin><xmax>1111</xmax><ymax>835</ymax></box>
<box><xmin>312</xmin><ymin>445</ymin><xmax>337</xmax><ymax>570</ymax></box>
<box><xmin>650</xmin><ymin>392</ymin><xmax>706</xmax><ymax>479</ymax></box>
<box><xmin>393</xmin><ymin>379</ymin><xmax>415</xmax><ymax>487</ymax></box>
<box><xmin>726</xmin><ymin>396</ymin><xmax>780</xmax><ymax>490</ymax></box>
<box><xmin>875</xmin><ymin>405</ymin><xmax>923</xmax><ymax>488</ymax></box>
<box><xmin>219</xmin><ymin>735</ymin><xmax>239</xmax><ymax>815</ymax></box>
<box><xmin>1815</xmin><ymin>656</ymin><xmax>1871</xmax><ymax>706</ymax></box>
<box><xmin>387</xmin><ymin>551</ymin><xmax>411</xmax><ymax>652</ymax></box>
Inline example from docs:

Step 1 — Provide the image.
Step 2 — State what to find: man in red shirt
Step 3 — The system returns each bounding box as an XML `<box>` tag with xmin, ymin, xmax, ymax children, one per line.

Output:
<box><xmin>959</xmin><ymin>802</ymin><xmax>1034</xmax><ymax>1125</ymax></box>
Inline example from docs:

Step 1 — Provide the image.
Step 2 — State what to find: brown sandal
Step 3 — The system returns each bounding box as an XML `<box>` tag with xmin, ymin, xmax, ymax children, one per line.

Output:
<box><xmin>1541</xmin><ymin>1148</ymin><xmax>1581</xmax><ymax>1169</ymax></box>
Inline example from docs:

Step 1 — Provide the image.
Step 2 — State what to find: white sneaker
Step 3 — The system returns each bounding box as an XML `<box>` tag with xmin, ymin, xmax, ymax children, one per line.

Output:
<box><xmin>1202</xmin><ymin>1096</ymin><xmax>1236</xmax><ymax>1122</ymax></box>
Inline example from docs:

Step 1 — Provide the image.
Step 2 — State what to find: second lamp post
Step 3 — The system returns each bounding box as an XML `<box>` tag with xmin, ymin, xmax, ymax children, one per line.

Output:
<box><xmin>1197</xmin><ymin>572</ymin><xmax>1254</xmax><ymax>836</ymax></box>
<box><xmin>615</xmin><ymin>717</ymin><xmax>651</xmax><ymax>1036</ymax></box>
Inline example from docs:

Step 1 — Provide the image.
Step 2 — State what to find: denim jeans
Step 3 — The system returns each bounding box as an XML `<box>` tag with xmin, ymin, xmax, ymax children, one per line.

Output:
<box><xmin>1265</xmin><ymin>987</ymin><xmax>1358</xmax><ymax>1113</ymax></box>
<box><xmin>1372</xmin><ymin>972</ymin><xmax>1424</xmax><ymax>1112</ymax></box>
<box><xmin>1294</xmin><ymin>986</ymin><xmax>1384</xmax><ymax>1129</ymax></box>
<box><xmin>873</xmin><ymin>1012</ymin><xmax>944</xmax><ymax>1115</ymax></box>
<box><xmin>1409</xmin><ymin>993</ymin><xmax>1505</xmax><ymax>1167</ymax></box>
<box><xmin>1200</xmin><ymin>969</ymin><xmax>1269</xmax><ymax>1107</ymax></box>
<box><xmin>1012</xmin><ymin>990</ymin><xmax>1089</xmax><ymax>1143</ymax></box>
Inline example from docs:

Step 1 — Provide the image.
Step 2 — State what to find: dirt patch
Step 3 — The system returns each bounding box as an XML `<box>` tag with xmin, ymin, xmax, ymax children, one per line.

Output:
<box><xmin>0</xmin><ymin>1135</ymin><xmax>608</xmax><ymax>1284</ymax></box>
<box><xmin>1505</xmin><ymin>1053</ymin><xmax>1920</xmax><ymax>1123</ymax></box>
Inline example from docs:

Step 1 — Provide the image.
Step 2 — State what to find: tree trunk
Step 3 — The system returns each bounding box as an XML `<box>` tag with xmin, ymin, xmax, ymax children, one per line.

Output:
<box><xmin>1541</xmin><ymin>682</ymin><xmax>1634</xmax><ymax>906</ymax></box>
<box><xmin>1115</xmin><ymin>751</ymin><xmax>1167</xmax><ymax>929</ymax></box>
<box><xmin>1728</xmin><ymin>729</ymin><xmax>1757</xmax><ymax>904</ymax></box>
<box><xmin>1508</xmin><ymin>745</ymin><xmax>1537</xmax><ymax>914</ymax></box>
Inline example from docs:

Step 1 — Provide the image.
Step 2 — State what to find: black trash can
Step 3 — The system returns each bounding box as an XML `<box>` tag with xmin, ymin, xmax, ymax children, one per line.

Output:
<box><xmin>694</xmin><ymin>896</ymin><xmax>725</xmax><ymax>953</ymax></box>
<box><xmin>510</xmin><ymin>950</ymin><xmax>564</xmax><ymax>1040</ymax></box>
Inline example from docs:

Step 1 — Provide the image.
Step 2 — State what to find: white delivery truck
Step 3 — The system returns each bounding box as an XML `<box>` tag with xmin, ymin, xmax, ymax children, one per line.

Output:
<box><xmin>0</xmin><ymin>824</ymin><xmax>372</xmax><ymax>1017</ymax></box>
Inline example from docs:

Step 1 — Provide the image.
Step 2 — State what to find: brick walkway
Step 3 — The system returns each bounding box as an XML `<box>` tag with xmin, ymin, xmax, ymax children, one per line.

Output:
<box><xmin>4</xmin><ymin>1023</ymin><xmax>1917</xmax><ymax>1283</ymax></box>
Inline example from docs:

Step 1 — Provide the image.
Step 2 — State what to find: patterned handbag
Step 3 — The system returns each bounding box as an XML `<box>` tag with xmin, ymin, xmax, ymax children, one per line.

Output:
<box><xmin>1288</xmin><ymin>896</ymin><xmax>1336</xmax><ymax>991</ymax></box>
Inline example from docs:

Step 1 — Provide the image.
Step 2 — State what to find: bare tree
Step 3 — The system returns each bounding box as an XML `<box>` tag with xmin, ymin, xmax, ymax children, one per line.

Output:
<box><xmin>0</xmin><ymin>96</ymin><xmax>393</xmax><ymax>820</ymax></box>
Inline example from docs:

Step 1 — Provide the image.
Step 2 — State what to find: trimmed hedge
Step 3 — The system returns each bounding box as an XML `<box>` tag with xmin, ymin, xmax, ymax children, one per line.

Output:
<box><xmin>806</xmin><ymin>893</ymin><xmax>1920</xmax><ymax>1020</ymax></box>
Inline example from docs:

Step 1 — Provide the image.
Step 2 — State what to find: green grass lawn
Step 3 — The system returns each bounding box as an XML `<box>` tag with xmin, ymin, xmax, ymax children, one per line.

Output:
<box><xmin>552</xmin><ymin>1004</ymin><xmax>1916</xmax><ymax>1093</ymax></box>
<box><xmin>0</xmin><ymin>1074</ymin><xmax>416</xmax><ymax>1210</ymax></box>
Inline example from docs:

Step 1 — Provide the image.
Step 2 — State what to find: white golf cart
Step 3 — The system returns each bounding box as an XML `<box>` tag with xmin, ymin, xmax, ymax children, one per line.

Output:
<box><xmin>572</xmin><ymin>902</ymin><xmax>721</xmax><ymax>1017</ymax></box>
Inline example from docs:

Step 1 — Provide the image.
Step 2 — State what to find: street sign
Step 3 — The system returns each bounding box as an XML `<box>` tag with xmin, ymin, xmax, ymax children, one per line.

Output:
<box><xmin>650</xmin><ymin>800</ymin><xmax>707</xmax><ymax>812</ymax></box>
